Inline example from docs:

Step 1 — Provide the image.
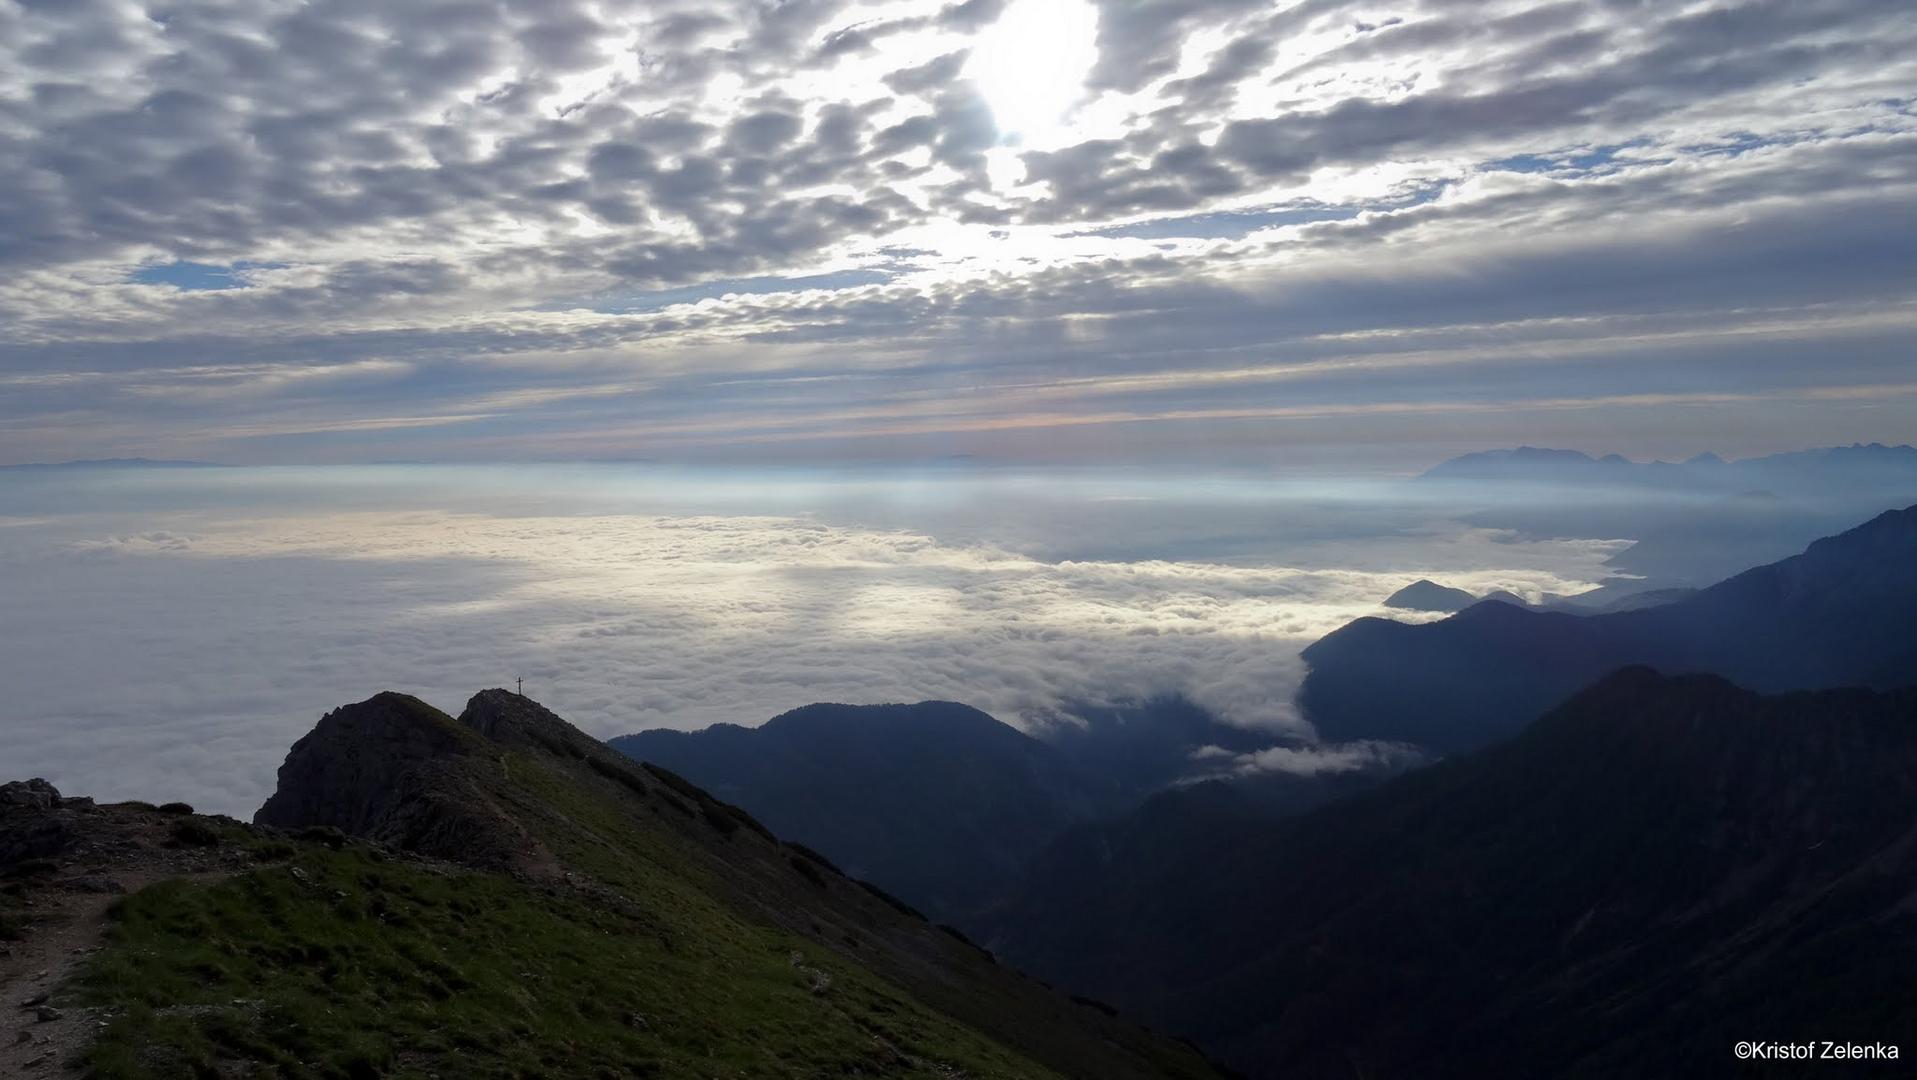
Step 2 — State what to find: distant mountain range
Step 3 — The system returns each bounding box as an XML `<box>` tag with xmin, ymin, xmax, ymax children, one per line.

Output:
<box><xmin>1300</xmin><ymin>504</ymin><xmax>1917</xmax><ymax>754</ymax></box>
<box><xmin>1420</xmin><ymin>441</ymin><xmax>1917</xmax><ymax>489</ymax></box>
<box><xmin>0</xmin><ymin>457</ymin><xmax>223</xmax><ymax>471</ymax></box>
<box><xmin>984</xmin><ymin>669</ymin><xmax>1917</xmax><ymax>1077</ymax></box>
<box><xmin>1417</xmin><ymin>443</ymin><xmax>1917</xmax><ymax>588</ymax></box>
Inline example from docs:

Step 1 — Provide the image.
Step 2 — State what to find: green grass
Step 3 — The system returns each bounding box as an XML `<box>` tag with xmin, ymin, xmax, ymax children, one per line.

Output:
<box><xmin>78</xmin><ymin>832</ymin><xmax>1060</xmax><ymax>1079</ymax></box>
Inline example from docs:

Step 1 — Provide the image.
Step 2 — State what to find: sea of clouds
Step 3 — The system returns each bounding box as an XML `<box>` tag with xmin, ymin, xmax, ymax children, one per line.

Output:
<box><xmin>0</xmin><ymin>464</ymin><xmax>1624</xmax><ymax>816</ymax></box>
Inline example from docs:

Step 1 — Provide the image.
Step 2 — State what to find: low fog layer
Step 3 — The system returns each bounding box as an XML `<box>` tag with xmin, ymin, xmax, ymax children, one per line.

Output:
<box><xmin>0</xmin><ymin>463</ymin><xmax>1625</xmax><ymax>815</ymax></box>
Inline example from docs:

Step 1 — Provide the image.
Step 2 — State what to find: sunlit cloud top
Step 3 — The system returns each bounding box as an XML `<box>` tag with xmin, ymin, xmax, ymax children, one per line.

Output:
<box><xmin>1</xmin><ymin>0</ymin><xmax>1913</xmax><ymax>465</ymax></box>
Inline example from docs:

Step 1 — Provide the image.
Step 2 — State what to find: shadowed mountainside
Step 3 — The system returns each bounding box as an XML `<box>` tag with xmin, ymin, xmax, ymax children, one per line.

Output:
<box><xmin>611</xmin><ymin>701</ymin><xmax>1108</xmax><ymax>921</ymax></box>
<box><xmin>613</xmin><ymin>696</ymin><xmax>1401</xmax><ymax>926</ymax></box>
<box><xmin>1299</xmin><ymin>504</ymin><xmax>1917</xmax><ymax>754</ymax></box>
<box><xmin>986</xmin><ymin>669</ymin><xmax>1917</xmax><ymax>1078</ymax></box>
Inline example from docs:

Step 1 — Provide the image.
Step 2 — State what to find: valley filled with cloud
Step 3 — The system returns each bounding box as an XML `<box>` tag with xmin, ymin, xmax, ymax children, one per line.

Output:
<box><xmin>0</xmin><ymin>464</ymin><xmax>1619</xmax><ymax>814</ymax></box>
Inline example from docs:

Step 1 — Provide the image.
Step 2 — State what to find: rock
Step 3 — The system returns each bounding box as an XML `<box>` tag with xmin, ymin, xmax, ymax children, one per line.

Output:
<box><xmin>0</xmin><ymin>779</ymin><xmax>61</xmax><ymax>810</ymax></box>
<box><xmin>21</xmin><ymin>991</ymin><xmax>50</xmax><ymax>1007</ymax></box>
<box><xmin>0</xmin><ymin>815</ymin><xmax>74</xmax><ymax>865</ymax></box>
<box><xmin>14</xmin><ymin>1028</ymin><xmax>30</xmax><ymax>1044</ymax></box>
<box><xmin>35</xmin><ymin>1005</ymin><xmax>62</xmax><ymax>1022</ymax></box>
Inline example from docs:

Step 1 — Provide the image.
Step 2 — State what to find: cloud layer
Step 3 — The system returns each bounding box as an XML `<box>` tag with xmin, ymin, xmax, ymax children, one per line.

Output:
<box><xmin>0</xmin><ymin>465</ymin><xmax>1618</xmax><ymax>815</ymax></box>
<box><xmin>0</xmin><ymin>0</ymin><xmax>1912</xmax><ymax>464</ymax></box>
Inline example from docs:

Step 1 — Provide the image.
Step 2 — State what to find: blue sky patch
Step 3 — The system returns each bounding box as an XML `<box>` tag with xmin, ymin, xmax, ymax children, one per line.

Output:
<box><xmin>129</xmin><ymin>261</ymin><xmax>281</xmax><ymax>291</ymax></box>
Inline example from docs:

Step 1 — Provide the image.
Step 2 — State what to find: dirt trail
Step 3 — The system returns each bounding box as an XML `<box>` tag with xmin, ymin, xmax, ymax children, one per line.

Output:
<box><xmin>3</xmin><ymin>870</ymin><xmax>155</xmax><ymax>1074</ymax></box>
<box><xmin>3</xmin><ymin>795</ymin><xmax>247</xmax><ymax>1074</ymax></box>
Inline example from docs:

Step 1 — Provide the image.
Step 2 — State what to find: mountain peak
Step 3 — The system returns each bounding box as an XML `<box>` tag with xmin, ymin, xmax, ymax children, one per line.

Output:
<box><xmin>458</xmin><ymin>687</ymin><xmax>605</xmax><ymax>759</ymax></box>
<box><xmin>1382</xmin><ymin>579</ymin><xmax>1477</xmax><ymax>612</ymax></box>
<box><xmin>255</xmin><ymin>690</ymin><xmax>551</xmax><ymax>873</ymax></box>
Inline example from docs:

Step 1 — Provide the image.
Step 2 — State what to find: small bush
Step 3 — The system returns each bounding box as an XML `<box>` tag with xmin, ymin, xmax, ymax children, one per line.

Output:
<box><xmin>297</xmin><ymin>826</ymin><xmax>348</xmax><ymax>850</ymax></box>
<box><xmin>156</xmin><ymin>802</ymin><xmax>194</xmax><ymax>815</ymax></box>
<box><xmin>168</xmin><ymin>819</ymin><xmax>222</xmax><ymax>848</ymax></box>
<box><xmin>700</xmin><ymin>804</ymin><xmax>739</xmax><ymax>837</ymax></box>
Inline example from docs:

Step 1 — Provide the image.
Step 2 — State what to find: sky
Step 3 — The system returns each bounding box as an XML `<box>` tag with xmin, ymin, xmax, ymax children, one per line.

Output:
<box><xmin>2</xmin><ymin>0</ymin><xmax>1914</xmax><ymax>467</ymax></box>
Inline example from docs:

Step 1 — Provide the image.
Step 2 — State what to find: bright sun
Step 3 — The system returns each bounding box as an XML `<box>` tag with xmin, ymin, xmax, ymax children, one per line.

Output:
<box><xmin>965</xmin><ymin>0</ymin><xmax>1100</xmax><ymax>146</ymax></box>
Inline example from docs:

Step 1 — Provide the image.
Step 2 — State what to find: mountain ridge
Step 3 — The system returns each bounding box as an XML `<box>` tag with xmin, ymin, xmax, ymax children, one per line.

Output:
<box><xmin>1299</xmin><ymin>504</ymin><xmax>1917</xmax><ymax>753</ymax></box>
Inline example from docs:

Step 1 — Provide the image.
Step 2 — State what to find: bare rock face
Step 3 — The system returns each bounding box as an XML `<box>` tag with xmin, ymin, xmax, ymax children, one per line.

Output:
<box><xmin>457</xmin><ymin>688</ymin><xmax>603</xmax><ymax>760</ymax></box>
<box><xmin>254</xmin><ymin>692</ymin><xmax>545</xmax><ymax>874</ymax></box>
<box><xmin>256</xmin><ymin>693</ymin><xmax>478</xmax><ymax>834</ymax></box>
<box><xmin>0</xmin><ymin>780</ymin><xmax>62</xmax><ymax>811</ymax></box>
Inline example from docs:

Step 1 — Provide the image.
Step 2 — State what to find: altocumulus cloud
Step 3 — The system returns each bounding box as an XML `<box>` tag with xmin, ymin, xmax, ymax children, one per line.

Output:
<box><xmin>0</xmin><ymin>0</ymin><xmax>1913</xmax><ymax>465</ymax></box>
<box><xmin>0</xmin><ymin>476</ymin><xmax>1616</xmax><ymax>815</ymax></box>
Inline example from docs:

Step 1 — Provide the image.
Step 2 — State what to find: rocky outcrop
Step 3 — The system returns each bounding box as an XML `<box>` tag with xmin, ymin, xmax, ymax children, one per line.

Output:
<box><xmin>1</xmin><ymin>780</ymin><xmax>73</xmax><ymax>865</ymax></box>
<box><xmin>0</xmin><ymin>779</ymin><xmax>63</xmax><ymax>810</ymax></box>
<box><xmin>254</xmin><ymin>692</ymin><xmax>547</xmax><ymax>874</ymax></box>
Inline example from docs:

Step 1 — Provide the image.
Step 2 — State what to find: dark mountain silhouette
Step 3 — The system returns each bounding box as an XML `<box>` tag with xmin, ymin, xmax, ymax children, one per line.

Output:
<box><xmin>987</xmin><ymin>669</ymin><xmax>1917</xmax><ymax>1077</ymax></box>
<box><xmin>1299</xmin><ymin>504</ymin><xmax>1917</xmax><ymax>754</ymax></box>
<box><xmin>613</xmin><ymin>696</ymin><xmax>1395</xmax><ymax>925</ymax></box>
<box><xmin>2</xmin><ymin>691</ymin><xmax>1221</xmax><ymax>1078</ymax></box>
<box><xmin>1382</xmin><ymin>578</ymin><xmax>1477</xmax><ymax>612</ymax></box>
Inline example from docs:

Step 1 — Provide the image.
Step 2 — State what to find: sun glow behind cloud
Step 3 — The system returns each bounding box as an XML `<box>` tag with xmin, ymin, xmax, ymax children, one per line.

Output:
<box><xmin>0</xmin><ymin>1</ymin><xmax>1913</xmax><ymax>464</ymax></box>
<box><xmin>965</xmin><ymin>0</ymin><xmax>1101</xmax><ymax>148</ymax></box>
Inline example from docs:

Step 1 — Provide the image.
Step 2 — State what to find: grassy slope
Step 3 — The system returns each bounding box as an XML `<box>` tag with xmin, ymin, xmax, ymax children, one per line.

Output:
<box><xmin>80</xmin><ymin>815</ymin><xmax>1062</xmax><ymax>1079</ymax></box>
